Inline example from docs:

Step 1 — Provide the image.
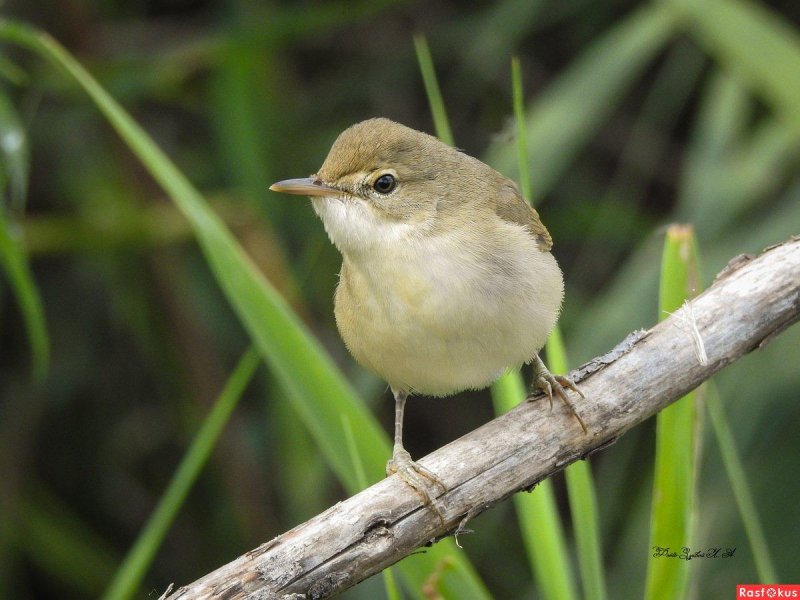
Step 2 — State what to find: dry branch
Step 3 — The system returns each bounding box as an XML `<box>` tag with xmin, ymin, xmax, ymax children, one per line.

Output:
<box><xmin>166</xmin><ymin>237</ymin><xmax>800</xmax><ymax>600</ymax></box>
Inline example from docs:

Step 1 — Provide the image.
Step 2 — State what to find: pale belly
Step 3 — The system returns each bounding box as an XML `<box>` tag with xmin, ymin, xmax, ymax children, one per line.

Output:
<box><xmin>333</xmin><ymin>241</ymin><xmax>564</xmax><ymax>396</ymax></box>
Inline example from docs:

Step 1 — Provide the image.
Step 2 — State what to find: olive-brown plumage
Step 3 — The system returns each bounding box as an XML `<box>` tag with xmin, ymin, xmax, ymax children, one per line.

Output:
<box><xmin>271</xmin><ymin>118</ymin><xmax>584</xmax><ymax>512</ymax></box>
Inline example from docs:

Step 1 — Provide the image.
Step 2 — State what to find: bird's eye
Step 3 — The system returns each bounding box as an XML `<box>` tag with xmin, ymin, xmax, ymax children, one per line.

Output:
<box><xmin>373</xmin><ymin>174</ymin><xmax>396</xmax><ymax>194</ymax></box>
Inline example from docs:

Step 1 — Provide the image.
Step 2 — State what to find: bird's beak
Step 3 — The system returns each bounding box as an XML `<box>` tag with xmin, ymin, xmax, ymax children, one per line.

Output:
<box><xmin>269</xmin><ymin>177</ymin><xmax>343</xmax><ymax>197</ymax></box>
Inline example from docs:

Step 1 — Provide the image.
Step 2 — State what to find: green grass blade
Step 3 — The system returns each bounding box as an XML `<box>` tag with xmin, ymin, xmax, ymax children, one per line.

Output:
<box><xmin>542</xmin><ymin>326</ymin><xmax>567</xmax><ymax>377</ymax></box>
<box><xmin>645</xmin><ymin>225</ymin><xmax>701</xmax><ymax>600</ymax></box>
<box><xmin>667</xmin><ymin>0</ymin><xmax>800</xmax><ymax>133</ymax></box>
<box><xmin>0</xmin><ymin>53</ymin><xmax>28</xmax><ymax>85</ymax></box>
<box><xmin>706</xmin><ymin>387</ymin><xmax>778</xmax><ymax>582</ymax></box>
<box><xmin>342</xmin><ymin>414</ymin><xmax>369</xmax><ymax>492</ymax></box>
<box><xmin>381</xmin><ymin>569</ymin><xmax>401</xmax><ymax>600</ymax></box>
<box><xmin>0</xmin><ymin>90</ymin><xmax>48</xmax><ymax>380</ymax></box>
<box><xmin>563</xmin><ymin>461</ymin><xmax>605</xmax><ymax>600</ymax></box>
<box><xmin>413</xmin><ymin>38</ymin><xmax>574</xmax><ymax>598</ymax></box>
<box><xmin>511</xmin><ymin>57</ymin><xmax>532</xmax><ymax>202</ymax></box>
<box><xmin>403</xmin><ymin>34</ymin><xmax>492</xmax><ymax>600</ymax></box>
<box><xmin>343</xmin><ymin>415</ymin><xmax>401</xmax><ymax>600</ymax></box>
<box><xmin>0</xmin><ymin>91</ymin><xmax>29</xmax><ymax>209</ymax></box>
<box><xmin>548</xmin><ymin>330</ymin><xmax>607</xmax><ymax>600</ymax></box>
<box><xmin>417</xmin><ymin>41</ymin><xmax>601</xmax><ymax>598</ymax></box>
<box><xmin>102</xmin><ymin>347</ymin><xmax>260</xmax><ymax>600</ymax></box>
<box><xmin>487</xmin><ymin>58</ymin><xmax>577</xmax><ymax>600</ymax></box>
<box><xmin>515</xmin><ymin>57</ymin><xmax>606</xmax><ymax>600</ymax></box>
<box><xmin>0</xmin><ymin>210</ymin><xmax>49</xmax><ymax>381</ymax></box>
<box><xmin>491</xmin><ymin>373</ymin><xmax>577</xmax><ymax>600</ymax></box>
<box><xmin>485</xmin><ymin>4</ymin><xmax>677</xmax><ymax>197</ymax></box>
<box><xmin>271</xmin><ymin>386</ymin><xmax>330</xmax><ymax>524</ymax></box>
<box><xmin>413</xmin><ymin>35</ymin><xmax>454</xmax><ymax>147</ymax></box>
<box><xmin>0</xmin><ymin>20</ymin><xmax>489</xmax><ymax>599</ymax></box>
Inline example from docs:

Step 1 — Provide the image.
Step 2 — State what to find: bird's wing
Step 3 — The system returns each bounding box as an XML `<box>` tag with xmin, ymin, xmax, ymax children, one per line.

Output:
<box><xmin>493</xmin><ymin>181</ymin><xmax>553</xmax><ymax>251</ymax></box>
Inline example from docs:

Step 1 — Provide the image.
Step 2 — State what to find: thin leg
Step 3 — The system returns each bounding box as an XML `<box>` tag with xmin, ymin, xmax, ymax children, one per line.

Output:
<box><xmin>393</xmin><ymin>388</ymin><xmax>408</xmax><ymax>456</ymax></box>
<box><xmin>385</xmin><ymin>388</ymin><xmax>447</xmax><ymax>521</ymax></box>
<box><xmin>532</xmin><ymin>354</ymin><xmax>588</xmax><ymax>433</ymax></box>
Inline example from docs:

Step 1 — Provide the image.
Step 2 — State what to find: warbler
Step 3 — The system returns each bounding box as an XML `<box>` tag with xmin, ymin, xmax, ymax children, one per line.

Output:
<box><xmin>271</xmin><ymin>118</ymin><xmax>585</xmax><ymax>509</ymax></box>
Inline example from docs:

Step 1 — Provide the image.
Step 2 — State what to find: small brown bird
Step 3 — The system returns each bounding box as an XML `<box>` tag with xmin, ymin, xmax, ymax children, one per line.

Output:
<box><xmin>271</xmin><ymin>118</ymin><xmax>584</xmax><ymax>509</ymax></box>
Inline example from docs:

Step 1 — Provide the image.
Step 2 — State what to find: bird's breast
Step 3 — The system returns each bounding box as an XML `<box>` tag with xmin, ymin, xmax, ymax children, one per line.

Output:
<box><xmin>332</xmin><ymin>228</ymin><xmax>564</xmax><ymax>396</ymax></box>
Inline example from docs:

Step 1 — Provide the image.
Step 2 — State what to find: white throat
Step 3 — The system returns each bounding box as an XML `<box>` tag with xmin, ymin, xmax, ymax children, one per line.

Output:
<box><xmin>312</xmin><ymin>196</ymin><xmax>421</xmax><ymax>257</ymax></box>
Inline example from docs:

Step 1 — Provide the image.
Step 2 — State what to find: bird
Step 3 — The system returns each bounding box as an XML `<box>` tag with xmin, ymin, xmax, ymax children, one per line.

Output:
<box><xmin>270</xmin><ymin>117</ymin><xmax>585</xmax><ymax>513</ymax></box>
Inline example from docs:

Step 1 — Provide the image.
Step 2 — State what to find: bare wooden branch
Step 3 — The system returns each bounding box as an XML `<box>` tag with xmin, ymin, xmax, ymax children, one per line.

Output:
<box><xmin>166</xmin><ymin>237</ymin><xmax>800</xmax><ymax>600</ymax></box>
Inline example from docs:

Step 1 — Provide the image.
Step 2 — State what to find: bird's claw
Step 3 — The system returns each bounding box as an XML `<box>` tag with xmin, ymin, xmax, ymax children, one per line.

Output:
<box><xmin>533</xmin><ymin>370</ymin><xmax>588</xmax><ymax>434</ymax></box>
<box><xmin>387</xmin><ymin>448</ymin><xmax>447</xmax><ymax>524</ymax></box>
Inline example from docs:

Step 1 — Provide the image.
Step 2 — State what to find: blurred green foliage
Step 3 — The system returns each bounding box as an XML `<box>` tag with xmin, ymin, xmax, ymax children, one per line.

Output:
<box><xmin>1</xmin><ymin>0</ymin><xmax>798</xmax><ymax>599</ymax></box>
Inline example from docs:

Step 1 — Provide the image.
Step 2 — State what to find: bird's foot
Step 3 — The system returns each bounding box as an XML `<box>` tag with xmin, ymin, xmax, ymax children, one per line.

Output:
<box><xmin>533</xmin><ymin>362</ymin><xmax>588</xmax><ymax>434</ymax></box>
<box><xmin>386</xmin><ymin>448</ymin><xmax>447</xmax><ymax>524</ymax></box>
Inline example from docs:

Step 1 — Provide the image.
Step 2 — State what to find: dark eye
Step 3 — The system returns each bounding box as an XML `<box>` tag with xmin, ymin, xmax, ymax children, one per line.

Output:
<box><xmin>373</xmin><ymin>174</ymin><xmax>396</xmax><ymax>194</ymax></box>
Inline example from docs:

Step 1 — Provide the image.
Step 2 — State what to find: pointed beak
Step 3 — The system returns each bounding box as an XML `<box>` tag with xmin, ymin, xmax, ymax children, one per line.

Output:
<box><xmin>269</xmin><ymin>177</ymin><xmax>343</xmax><ymax>197</ymax></box>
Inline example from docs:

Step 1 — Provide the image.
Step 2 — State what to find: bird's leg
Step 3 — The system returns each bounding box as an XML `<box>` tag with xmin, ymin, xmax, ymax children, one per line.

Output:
<box><xmin>531</xmin><ymin>353</ymin><xmax>588</xmax><ymax>433</ymax></box>
<box><xmin>386</xmin><ymin>389</ymin><xmax>447</xmax><ymax>521</ymax></box>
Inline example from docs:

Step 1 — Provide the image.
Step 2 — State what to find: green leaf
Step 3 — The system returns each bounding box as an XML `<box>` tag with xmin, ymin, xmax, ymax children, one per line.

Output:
<box><xmin>0</xmin><ymin>89</ymin><xmax>48</xmax><ymax>380</ymax></box>
<box><xmin>564</xmin><ymin>461</ymin><xmax>606</xmax><ymax>600</ymax></box>
<box><xmin>413</xmin><ymin>35</ymin><xmax>454</xmax><ymax>147</ymax></box>
<box><xmin>486</xmin><ymin>59</ymin><xmax>580</xmax><ymax>600</ymax></box>
<box><xmin>0</xmin><ymin>215</ymin><xmax>49</xmax><ymax>380</ymax></box>
<box><xmin>547</xmin><ymin>329</ymin><xmax>607</xmax><ymax>600</ymax></box>
<box><xmin>0</xmin><ymin>53</ymin><xmax>28</xmax><ymax>85</ymax></box>
<box><xmin>645</xmin><ymin>224</ymin><xmax>701</xmax><ymax>600</ymax></box>
<box><xmin>413</xmin><ymin>40</ymin><xmax>578</xmax><ymax>599</ymax></box>
<box><xmin>491</xmin><ymin>372</ymin><xmax>578</xmax><ymax>600</ymax></box>
<box><xmin>511</xmin><ymin>56</ymin><xmax>532</xmax><ymax>202</ymax></box>
<box><xmin>706</xmin><ymin>386</ymin><xmax>778</xmax><ymax>582</ymax></box>
<box><xmin>343</xmin><ymin>414</ymin><xmax>402</xmax><ymax>600</ymax></box>
<box><xmin>0</xmin><ymin>91</ymin><xmax>29</xmax><ymax>209</ymax></box>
